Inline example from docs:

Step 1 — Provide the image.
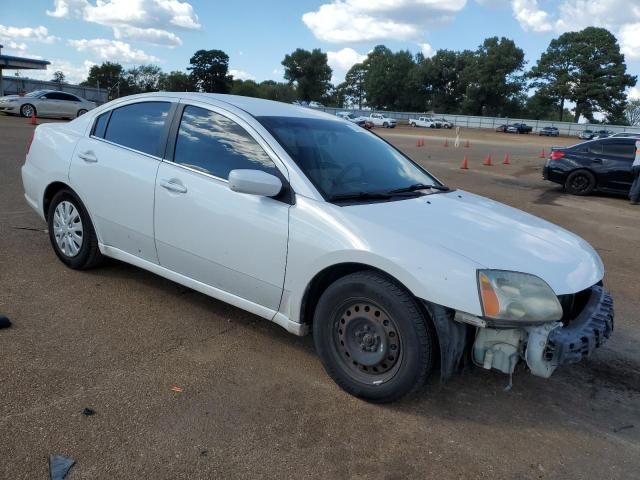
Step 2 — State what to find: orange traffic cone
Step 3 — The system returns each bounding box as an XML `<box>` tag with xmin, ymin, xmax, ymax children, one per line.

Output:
<box><xmin>416</xmin><ymin>139</ymin><xmax>421</xmax><ymax>147</ymax></box>
<box><xmin>460</xmin><ymin>155</ymin><xmax>469</xmax><ymax>170</ymax></box>
<box><xmin>539</xmin><ymin>148</ymin><xmax>545</xmax><ymax>158</ymax></box>
<box><xmin>443</xmin><ymin>138</ymin><xmax>449</xmax><ymax>147</ymax></box>
<box><xmin>483</xmin><ymin>154</ymin><xmax>493</xmax><ymax>166</ymax></box>
<box><xmin>464</xmin><ymin>139</ymin><xmax>470</xmax><ymax>148</ymax></box>
<box><xmin>503</xmin><ymin>153</ymin><xmax>510</xmax><ymax>165</ymax></box>
<box><xmin>420</xmin><ymin>138</ymin><xmax>425</xmax><ymax>147</ymax></box>
<box><xmin>30</xmin><ymin>110</ymin><xmax>38</xmax><ymax>126</ymax></box>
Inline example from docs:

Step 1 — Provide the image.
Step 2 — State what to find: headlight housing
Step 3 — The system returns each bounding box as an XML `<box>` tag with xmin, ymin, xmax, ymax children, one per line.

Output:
<box><xmin>478</xmin><ymin>270</ymin><xmax>563</xmax><ymax>324</ymax></box>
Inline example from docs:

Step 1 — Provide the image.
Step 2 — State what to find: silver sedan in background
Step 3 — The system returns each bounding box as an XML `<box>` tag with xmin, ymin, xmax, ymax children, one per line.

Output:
<box><xmin>0</xmin><ymin>90</ymin><xmax>96</xmax><ymax>119</ymax></box>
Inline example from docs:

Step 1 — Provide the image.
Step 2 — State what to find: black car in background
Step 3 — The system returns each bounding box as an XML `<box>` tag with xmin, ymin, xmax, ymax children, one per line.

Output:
<box><xmin>543</xmin><ymin>137</ymin><xmax>637</xmax><ymax>196</ymax></box>
<box><xmin>539</xmin><ymin>127</ymin><xmax>559</xmax><ymax>136</ymax></box>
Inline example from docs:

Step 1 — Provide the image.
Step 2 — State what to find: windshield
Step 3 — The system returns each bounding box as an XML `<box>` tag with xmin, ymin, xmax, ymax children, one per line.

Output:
<box><xmin>25</xmin><ymin>90</ymin><xmax>47</xmax><ymax>98</ymax></box>
<box><xmin>257</xmin><ymin>116</ymin><xmax>441</xmax><ymax>200</ymax></box>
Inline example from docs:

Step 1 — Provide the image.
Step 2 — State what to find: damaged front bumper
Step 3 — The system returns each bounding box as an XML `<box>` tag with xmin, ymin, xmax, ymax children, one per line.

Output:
<box><xmin>466</xmin><ymin>285</ymin><xmax>614</xmax><ymax>379</ymax></box>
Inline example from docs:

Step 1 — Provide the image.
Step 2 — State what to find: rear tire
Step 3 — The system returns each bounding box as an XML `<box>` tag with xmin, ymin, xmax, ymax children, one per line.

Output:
<box><xmin>313</xmin><ymin>271</ymin><xmax>435</xmax><ymax>403</ymax></box>
<box><xmin>77</xmin><ymin>109</ymin><xmax>88</xmax><ymax>117</ymax></box>
<box><xmin>565</xmin><ymin>170</ymin><xmax>596</xmax><ymax>196</ymax></box>
<box><xmin>47</xmin><ymin>190</ymin><xmax>104</xmax><ymax>269</ymax></box>
<box><xmin>383</xmin><ymin>122</ymin><xmax>389</xmax><ymax>128</ymax></box>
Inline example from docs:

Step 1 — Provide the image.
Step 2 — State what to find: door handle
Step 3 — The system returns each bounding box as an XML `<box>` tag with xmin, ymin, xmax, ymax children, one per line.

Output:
<box><xmin>78</xmin><ymin>150</ymin><xmax>98</xmax><ymax>163</ymax></box>
<box><xmin>159</xmin><ymin>178</ymin><xmax>187</xmax><ymax>194</ymax></box>
<box><xmin>591</xmin><ymin>158</ymin><xmax>603</xmax><ymax>164</ymax></box>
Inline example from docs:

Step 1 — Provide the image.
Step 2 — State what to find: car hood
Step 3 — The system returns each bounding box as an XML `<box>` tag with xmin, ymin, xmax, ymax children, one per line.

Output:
<box><xmin>342</xmin><ymin>190</ymin><xmax>603</xmax><ymax>295</ymax></box>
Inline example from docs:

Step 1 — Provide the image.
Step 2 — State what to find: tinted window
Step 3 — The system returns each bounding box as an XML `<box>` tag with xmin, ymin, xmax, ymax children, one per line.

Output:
<box><xmin>602</xmin><ymin>142</ymin><xmax>634</xmax><ymax>159</ymax></box>
<box><xmin>587</xmin><ymin>142</ymin><xmax>602</xmax><ymax>155</ymax></box>
<box><xmin>258</xmin><ymin>116</ymin><xmax>439</xmax><ymax>199</ymax></box>
<box><xmin>173</xmin><ymin>106</ymin><xmax>277</xmax><ymax>179</ymax></box>
<box><xmin>92</xmin><ymin>112</ymin><xmax>110</xmax><ymax>138</ymax></box>
<box><xmin>58</xmin><ymin>93</ymin><xmax>79</xmax><ymax>102</ymax></box>
<box><xmin>43</xmin><ymin>92</ymin><xmax>65</xmax><ymax>100</ymax></box>
<box><xmin>104</xmin><ymin>102</ymin><xmax>171</xmax><ymax>156</ymax></box>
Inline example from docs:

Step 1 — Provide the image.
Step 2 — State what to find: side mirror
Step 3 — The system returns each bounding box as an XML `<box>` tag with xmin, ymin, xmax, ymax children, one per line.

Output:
<box><xmin>228</xmin><ymin>169</ymin><xmax>282</xmax><ymax>197</ymax></box>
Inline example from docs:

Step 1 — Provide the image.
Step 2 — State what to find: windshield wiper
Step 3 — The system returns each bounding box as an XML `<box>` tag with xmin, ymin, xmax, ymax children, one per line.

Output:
<box><xmin>386</xmin><ymin>183</ymin><xmax>450</xmax><ymax>194</ymax></box>
<box><xmin>329</xmin><ymin>191</ymin><xmax>392</xmax><ymax>202</ymax></box>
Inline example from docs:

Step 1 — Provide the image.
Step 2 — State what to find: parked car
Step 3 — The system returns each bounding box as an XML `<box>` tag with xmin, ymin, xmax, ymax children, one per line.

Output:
<box><xmin>0</xmin><ymin>89</ymin><xmax>96</xmax><ymax>119</ymax></box>
<box><xmin>336</xmin><ymin>111</ymin><xmax>374</xmax><ymax>129</ymax></box>
<box><xmin>23</xmin><ymin>92</ymin><xmax>613</xmax><ymax>403</ymax></box>
<box><xmin>309</xmin><ymin>101</ymin><xmax>324</xmax><ymax>108</ymax></box>
<box><xmin>409</xmin><ymin>116</ymin><xmax>439</xmax><ymax>128</ymax></box>
<box><xmin>496</xmin><ymin>124</ymin><xmax>510</xmax><ymax>133</ymax></box>
<box><xmin>512</xmin><ymin>123</ymin><xmax>533</xmax><ymax>134</ymax></box>
<box><xmin>506</xmin><ymin>125</ymin><xmax>519</xmax><ymax>133</ymax></box>
<box><xmin>543</xmin><ymin>137</ymin><xmax>637</xmax><ymax>196</ymax></box>
<box><xmin>436</xmin><ymin>118</ymin><xmax>454</xmax><ymax>129</ymax></box>
<box><xmin>579</xmin><ymin>129</ymin><xmax>594</xmax><ymax>140</ymax></box>
<box><xmin>368</xmin><ymin>113</ymin><xmax>397</xmax><ymax>128</ymax></box>
<box><xmin>539</xmin><ymin>127</ymin><xmax>559</xmax><ymax>137</ymax></box>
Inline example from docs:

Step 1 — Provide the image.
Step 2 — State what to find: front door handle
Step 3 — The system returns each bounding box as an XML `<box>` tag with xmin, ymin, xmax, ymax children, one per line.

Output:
<box><xmin>591</xmin><ymin>158</ymin><xmax>603</xmax><ymax>164</ymax></box>
<box><xmin>78</xmin><ymin>150</ymin><xmax>98</xmax><ymax>163</ymax></box>
<box><xmin>159</xmin><ymin>178</ymin><xmax>187</xmax><ymax>194</ymax></box>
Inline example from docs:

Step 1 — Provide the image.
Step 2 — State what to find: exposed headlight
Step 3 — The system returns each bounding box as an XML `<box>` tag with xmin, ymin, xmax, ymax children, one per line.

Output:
<box><xmin>478</xmin><ymin>270</ymin><xmax>563</xmax><ymax>323</ymax></box>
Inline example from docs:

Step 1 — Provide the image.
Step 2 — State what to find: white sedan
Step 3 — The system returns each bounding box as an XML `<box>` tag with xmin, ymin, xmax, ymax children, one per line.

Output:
<box><xmin>22</xmin><ymin>93</ymin><xmax>613</xmax><ymax>402</ymax></box>
<box><xmin>0</xmin><ymin>89</ymin><xmax>96</xmax><ymax>119</ymax></box>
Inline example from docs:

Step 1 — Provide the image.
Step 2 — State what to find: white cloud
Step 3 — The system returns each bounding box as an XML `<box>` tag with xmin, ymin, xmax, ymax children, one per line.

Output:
<box><xmin>68</xmin><ymin>38</ymin><xmax>159</xmax><ymax>63</ymax></box>
<box><xmin>617</xmin><ymin>22</ymin><xmax>640</xmax><ymax>60</ymax></box>
<box><xmin>113</xmin><ymin>26</ymin><xmax>182</xmax><ymax>46</ymax></box>
<box><xmin>418</xmin><ymin>42</ymin><xmax>435</xmax><ymax>57</ymax></box>
<box><xmin>26</xmin><ymin>59</ymin><xmax>96</xmax><ymax>84</ymax></box>
<box><xmin>327</xmin><ymin>48</ymin><xmax>367</xmax><ymax>72</ymax></box>
<box><xmin>628</xmin><ymin>86</ymin><xmax>640</xmax><ymax>100</ymax></box>
<box><xmin>47</xmin><ymin>0</ymin><xmax>199</xmax><ymax>46</ymax></box>
<box><xmin>511</xmin><ymin>0</ymin><xmax>552</xmax><ymax>32</ymax></box>
<box><xmin>229</xmin><ymin>69</ymin><xmax>255</xmax><ymax>81</ymax></box>
<box><xmin>0</xmin><ymin>24</ymin><xmax>58</xmax><ymax>44</ymax></box>
<box><xmin>302</xmin><ymin>0</ymin><xmax>466</xmax><ymax>43</ymax></box>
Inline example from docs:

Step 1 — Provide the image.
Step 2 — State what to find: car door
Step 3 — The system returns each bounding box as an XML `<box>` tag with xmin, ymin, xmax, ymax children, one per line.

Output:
<box><xmin>69</xmin><ymin>99</ymin><xmax>177</xmax><ymax>263</ymax></box>
<box><xmin>57</xmin><ymin>92</ymin><xmax>80</xmax><ymax>117</ymax></box>
<box><xmin>600</xmin><ymin>140</ymin><xmax>635</xmax><ymax>191</ymax></box>
<box><xmin>154</xmin><ymin>102</ymin><xmax>290</xmax><ymax>313</ymax></box>
<box><xmin>37</xmin><ymin>92</ymin><xmax>58</xmax><ymax>116</ymax></box>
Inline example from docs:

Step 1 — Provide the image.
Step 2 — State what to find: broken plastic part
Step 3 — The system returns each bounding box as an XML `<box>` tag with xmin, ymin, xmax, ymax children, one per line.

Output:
<box><xmin>49</xmin><ymin>454</ymin><xmax>75</xmax><ymax>480</ymax></box>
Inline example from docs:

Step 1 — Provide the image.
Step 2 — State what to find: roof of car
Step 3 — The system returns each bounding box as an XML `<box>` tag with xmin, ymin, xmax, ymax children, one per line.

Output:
<box><xmin>138</xmin><ymin>92</ymin><xmax>334</xmax><ymax>119</ymax></box>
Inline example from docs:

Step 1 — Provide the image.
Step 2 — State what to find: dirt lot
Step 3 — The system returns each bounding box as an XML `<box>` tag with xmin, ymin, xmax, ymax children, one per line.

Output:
<box><xmin>1</xmin><ymin>116</ymin><xmax>639</xmax><ymax>479</ymax></box>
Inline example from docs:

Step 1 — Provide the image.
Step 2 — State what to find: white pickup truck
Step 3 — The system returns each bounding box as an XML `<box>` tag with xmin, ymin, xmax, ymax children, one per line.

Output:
<box><xmin>409</xmin><ymin>116</ymin><xmax>439</xmax><ymax>128</ymax></box>
<box><xmin>368</xmin><ymin>113</ymin><xmax>397</xmax><ymax>128</ymax></box>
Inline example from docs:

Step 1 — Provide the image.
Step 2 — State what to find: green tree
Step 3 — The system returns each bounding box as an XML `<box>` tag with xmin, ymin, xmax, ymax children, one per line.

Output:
<box><xmin>230</xmin><ymin>79</ymin><xmax>261</xmax><ymax>97</ymax></box>
<box><xmin>257</xmin><ymin>80</ymin><xmax>297</xmax><ymax>103</ymax></box>
<box><xmin>342</xmin><ymin>62</ymin><xmax>367</xmax><ymax>109</ymax></box>
<box><xmin>362</xmin><ymin>45</ymin><xmax>417</xmax><ymax>110</ymax></box>
<box><xmin>126</xmin><ymin>64</ymin><xmax>162</xmax><ymax>93</ymax></box>
<box><xmin>281</xmin><ymin>48</ymin><xmax>332</xmax><ymax>101</ymax></box>
<box><xmin>158</xmin><ymin>70</ymin><xmax>193</xmax><ymax>91</ymax></box>
<box><xmin>462</xmin><ymin>37</ymin><xmax>525</xmax><ymax>116</ymax></box>
<box><xmin>530</xmin><ymin>27</ymin><xmax>636</xmax><ymax>123</ymax></box>
<box><xmin>188</xmin><ymin>49</ymin><xmax>232</xmax><ymax>93</ymax></box>
<box><xmin>82</xmin><ymin>62</ymin><xmax>124</xmax><ymax>95</ymax></box>
<box><xmin>52</xmin><ymin>70</ymin><xmax>65</xmax><ymax>83</ymax></box>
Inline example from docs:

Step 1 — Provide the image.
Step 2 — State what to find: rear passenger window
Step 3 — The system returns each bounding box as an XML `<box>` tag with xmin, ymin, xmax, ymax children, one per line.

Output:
<box><xmin>92</xmin><ymin>112</ymin><xmax>110</xmax><ymax>139</ymax></box>
<box><xmin>104</xmin><ymin>102</ymin><xmax>171</xmax><ymax>156</ymax></box>
<box><xmin>587</xmin><ymin>143</ymin><xmax>602</xmax><ymax>155</ymax></box>
<box><xmin>173</xmin><ymin>105</ymin><xmax>277</xmax><ymax>179</ymax></box>
<box><xmin>602</xmin><ymin>142</ymin><xmax>634</xmax><ymax>158</ymax></box>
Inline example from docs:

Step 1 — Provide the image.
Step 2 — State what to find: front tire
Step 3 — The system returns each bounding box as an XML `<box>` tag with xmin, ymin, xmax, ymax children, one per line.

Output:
<box><xmin>313</xmin><ymin>271</ymin><xmax>435</xmax><ymax>403</ymax></box>
<box><xmin>77</xmin><ymin>109</ymin><xmax>88</xmax><ymax>117</ymax></box>
<box><xmin>20</xmin><ymin>103</ymin><xmax>36</xmax><ymax>118</ymax></box>
<box><xmin>47</xmin><ymin>190</ymin><xmax>104</xmax><ymax>269</ymax></box>
<box><xmin>565</xmin><ymin>170</ymin><xmax>596</xmax><ymax>196</ymax></box>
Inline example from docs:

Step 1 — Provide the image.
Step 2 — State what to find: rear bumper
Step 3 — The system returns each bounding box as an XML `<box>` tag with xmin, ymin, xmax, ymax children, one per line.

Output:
<box><xmin>545</xmin><ymin>285</ymin><xmax>614</xmax><ymax>366</ymax></box>
<box><xmin>542</xmin><ymin>161</ymin><xmax>567</xmax><ymax>184</ymax></box>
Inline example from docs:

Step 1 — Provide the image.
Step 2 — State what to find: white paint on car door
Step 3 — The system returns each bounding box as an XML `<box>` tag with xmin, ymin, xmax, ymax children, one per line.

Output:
<box><xmin>154</xmin><ymin>103</ymin><xmax>290</xmax><ymax>312</ymax></box>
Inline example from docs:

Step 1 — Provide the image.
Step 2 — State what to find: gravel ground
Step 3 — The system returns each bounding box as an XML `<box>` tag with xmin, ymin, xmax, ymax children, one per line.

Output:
<box><xmin>1</xmin><ymin>115</ymin><xmax>638</xmax><ymax>479</ymax></box>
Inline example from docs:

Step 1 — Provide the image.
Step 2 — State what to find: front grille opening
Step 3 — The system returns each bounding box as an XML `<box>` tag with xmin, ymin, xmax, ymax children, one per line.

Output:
<box><xmin>558</xmin><ymin>287</ymin><xmax>592</xmax><ymax>325</ymax></box>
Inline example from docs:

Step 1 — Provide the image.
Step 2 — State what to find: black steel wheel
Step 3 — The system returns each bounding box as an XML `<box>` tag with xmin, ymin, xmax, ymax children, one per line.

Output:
<box><xmin>565</xmin><ymin>169</ymin><xmax>596</xmax><ymax>196</ymax></box>
<box><xmin>313</xmin><ymin>271</ymin><xmax>435</xmax><ymax>403</ymax></box>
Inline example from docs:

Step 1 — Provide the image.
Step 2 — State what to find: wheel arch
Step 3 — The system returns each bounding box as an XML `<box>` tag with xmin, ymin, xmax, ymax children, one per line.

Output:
<box><xmin>43</xmin><ymin>181</ymin><xmax>74</xmax><ymax>217</ymax></box>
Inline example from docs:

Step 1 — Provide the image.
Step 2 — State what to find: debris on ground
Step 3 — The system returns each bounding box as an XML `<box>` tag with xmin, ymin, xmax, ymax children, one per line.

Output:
<box><xmin>171</xmin><ymin>386</ymin><xmax>184</xmax><ymax>393</ymax></box>
<box><xmin>82</xmin><ymin>407</ymin><xmax>96</xmax><ymax>416</ymax></box>
<box><xmin>48</xmin><ymin>454</ymin><xmax>75</xmax><ymax>480</ymax></box>
<box><xmin>613</xmin><ymin>424</ymin><xmax>634</xmax><ymax>433</ymax></box>
<box><xmin>0</xmin><ymin>315</ymin><xmax>11</xmax><ymax>329</ymax></box>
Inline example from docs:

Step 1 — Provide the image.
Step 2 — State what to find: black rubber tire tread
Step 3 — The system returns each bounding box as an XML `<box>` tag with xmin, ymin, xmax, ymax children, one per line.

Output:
<box><xmin>313</xmin><ymin>270</ymin><xmax>434</xmax><ymax>403</ymax></box>
<box><xmin>47</xmin><ymin>189</ymin><xmax>104</xmax><ymax>270</ymax></box>
<box><xmin>565</xmin><ymin>169</ymin><xmax>596</xmax><ymax>196</ymax></box>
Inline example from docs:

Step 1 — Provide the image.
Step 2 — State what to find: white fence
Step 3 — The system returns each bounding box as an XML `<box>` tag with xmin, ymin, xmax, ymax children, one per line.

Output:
<box><xmin>2</xmin><ymin>77</ymin><xmax>108</xmax><ymax>104</ymax></box>
<box><xmin>319</xmin><ymin>107</ymin><xmax>640</xmax><ymax>137</ymax></box>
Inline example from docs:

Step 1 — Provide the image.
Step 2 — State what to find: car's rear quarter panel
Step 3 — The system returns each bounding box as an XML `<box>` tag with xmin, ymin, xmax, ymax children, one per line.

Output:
<box><xmin>22</xmin><ymin>123</ymin><xmax>82</xmax><ymax>219</ymax></box>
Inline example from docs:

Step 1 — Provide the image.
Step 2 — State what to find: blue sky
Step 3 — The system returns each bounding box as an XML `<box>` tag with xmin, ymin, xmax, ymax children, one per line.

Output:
<box><xmin>1</xmin><ymin>0</ymin><xmax>639</xmax><ymax>98</ymax></box>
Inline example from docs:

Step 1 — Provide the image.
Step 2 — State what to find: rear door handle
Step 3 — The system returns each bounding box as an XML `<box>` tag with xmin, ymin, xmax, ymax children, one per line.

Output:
<box><xmin>159</xmin><ymin>178</ymin><xmax>187</xmax><ymax>194</ymax></box>
<box><xmin>592</xmin><ymin>158</ymin><xmax>603</xmax><ymax>164</ymax></box>
<box><xmin>78</xmin><ymin>150</ymin><xmax>98</xmax><ymax>163</ymax></box>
